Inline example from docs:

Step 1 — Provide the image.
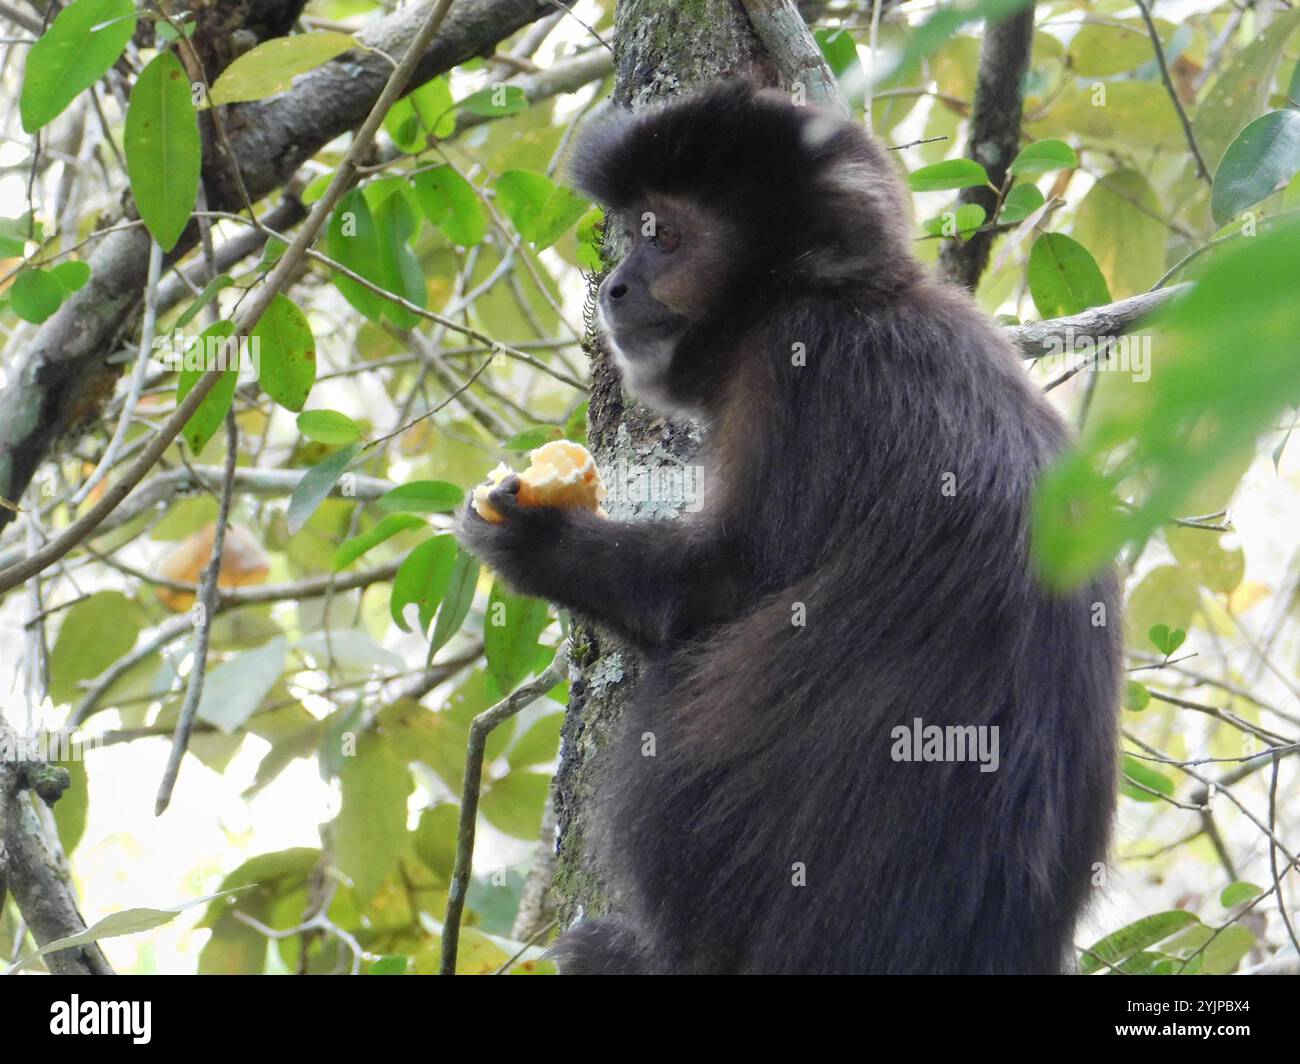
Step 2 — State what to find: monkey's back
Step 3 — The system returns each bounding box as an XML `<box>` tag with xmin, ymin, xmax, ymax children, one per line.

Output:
<box><xmin>582</xmin><ymin>282</ymin><xmax>1122</xmax><ymax>974</ymax></box>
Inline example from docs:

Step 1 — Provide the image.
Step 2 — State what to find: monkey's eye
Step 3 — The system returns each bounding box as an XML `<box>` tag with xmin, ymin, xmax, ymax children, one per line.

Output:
<box><xmin>650</xmin><ymin>224</ymin><xmax>680</xmax><ymax>252</ymax></box>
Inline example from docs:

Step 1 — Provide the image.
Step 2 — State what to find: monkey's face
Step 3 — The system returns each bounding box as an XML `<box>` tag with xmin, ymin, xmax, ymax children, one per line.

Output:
<box><xmin>596</xmin><ymin>196</ymin><xmax>734</xmax><ymax>413</ymax></box>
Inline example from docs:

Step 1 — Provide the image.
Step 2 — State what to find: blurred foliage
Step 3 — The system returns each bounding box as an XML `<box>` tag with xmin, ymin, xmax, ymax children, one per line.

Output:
<box><xmin>1</xmin><ymin>0</ymin><xmax>1298</xmax><ymax>975</ymax></box>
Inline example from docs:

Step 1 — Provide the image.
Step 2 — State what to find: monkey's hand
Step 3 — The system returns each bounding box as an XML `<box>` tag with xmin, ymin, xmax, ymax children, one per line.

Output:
<box><xmin>459</xmin><ymin>475</ymin><xmax>745</xmax><ymax>648</ymax></box>
<box><xmin>457</xmin><ymin>474</ymin><xmax>572</xmax><ymax>598</ymax></box>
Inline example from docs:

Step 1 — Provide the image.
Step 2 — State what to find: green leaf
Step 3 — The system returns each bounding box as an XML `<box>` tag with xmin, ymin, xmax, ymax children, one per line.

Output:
<box><xmin>177</xmin><ymin>320</ymin><xmax>240</xmax><ymax>455</ymax></box>
<box><xmin>1079</xmin><ymin>910</ymin><xmax>1200</xmax><ymax>975</ymax></box>
<box><xmin>390</xmin><ymin>534</ymin><xmax>458</xmax><ymax>633</ymax></box>
<box><xmin>483</xmin><ymin>580</ymin><xmax>550</xmax><ymax>690</ymax></box>
<box><xmin>1124</xmin><ymin>681</ymin><xmax>1151</xmax><ymax>712</ymax></box>
<box><xmin>503</xmin><ymin>425</ymin><xmax>564</xmax><ymax>452</ymax></box>
<box><xmin>260</xmin><ymin>237</ymin><xmax>287</xmax><ymax>269</ymax></box>
<box><xmin>253</xmin><ymin>293</ymin><xmax>316</xmax><ymax>412</ymax></box>
<box><xmin>1193</xmin><ymin>10</ymin><xmax>1300</xmax><ymax>171</ymax></box>
<box><xmin>10</xmin><ymin>891</ymin><xmax>238</xmax><ymax>973</ymax></box>
<box><xmin>1147</xmin><ymin>624</ymin><xmax>1186</xmax><ymax>656</ymax></box>
<box><xmin>1029</xmin><ymin>82</ymin><xmax>1185</xmax><ymax>156</ymax></box>
<box><xmin>379</xmin><ymin>698</ymin><xmax>470</xmax><ymax>794</ymax></box>
<box><xmin>327</xmin><ymin>185</ymin><xmax>426</xmax><ymax>325</ymax></box>
<box><xmin>815</xmin><ymin>28</ymin><xmax>860</xmax><ymax>78</ymax></box>
<box><xmin>1126</xmin><ymin>568</ymin><xmax>1199</xmax><ymax>648</ymax></box>
<box><xmin>197</xmin><ymin>848</ymin><xmax>318</xmax><ymax>973</ymax></box>
<box><xmin>564</xmin><ymin>402</ymin><xmax>588</xmax><ymax>442</ymax></box>
<box><xmin>302</xmin><ymin>172</ymin><xmax>332</xmax><ymax>205</ymax></box>
<box><xmin>49</xmin><ymin>260</ymin><xmax>91</xmax><ymax>293</ymax></box>
<box><xmin>1029</xmin><ymin>214</ymin><xmax>1300</xmax><ymax>585</ymax></box>
<box><xmin>411</xmin><ymin>167</ymin><xmax>486</xmax><ymax>246</ymax></box>
<box><xmin>457</xmin><ymin>85</ymin><xmax>529</xmax><ymax>117</ymax></box>
<box><xmin>377</xmin><ymin>480</ymin><xmax>463</xmax><ymax>514</ymax></box>
<box><xmin>298</xmin><ymin>630</ymin><xmax>404</xmax><ymax>675</ymax></box>
<box><xmin>196</xmin><ymin>637</ymin><xmax>289</xmax><ymax>733</ymax></box>
<box><xmin>333</xmin><ymin>513</ymin><xmax>426</xmax><ymax>570</ymax></box>
<box><xmin>1202</xmin><ymin>925</ymin><xmax>1255</xmax><ymax>974</ymax></box>
<box><xmin>20</xmin><ymin>0</ymin><xmax>136</xmax><ymax>133</ymax></box>
<box><xmin>209</xmin><ymin>32</ymin><xmax>357</xmax><ymax>105</ymax></box>
<box><xmin>155</xmin><ymin>14</ymin><xmax>196</xmax><ymax>44</ymax></box>
<box><xmin>575</xmin><ymin>207</ymin><xmax>604</xmax><ymax>271</ymax></box>
<box><xmin>336</xmin><ymin>732</ymin><xmax>413</xmax><ymax>903</ymax></box>
<box><xmin>1009</xmin><ymin>139</ymin><xmax>1077</xmax><ymax>175</ymax></box>
<box><xmin>921</xmin><ymin>203</ymin><xmax>986</xmax><ymax>238</ymax></box>
<box><xmin>412</xmin><ymin>803</ymin><xmax>459</xmax><ymax>880</ymax></box>
<box><xmin>1220</xmin><ymin>881</ymin><xmax>1263</xmax><ymax>908</ymax></box>
<box><xmin>385</xmin><ymin>77</ymin><xmax>456</xmax><ymax>151</ymax></box>
<box><xmin>507</xmin><ymin>712</ymin><xmax>562</xmax><ymax>769</ymax></box>
<box><xmin>175</xmin><ymin>273</ymin><xmax>232</xmax><ymax>329</ymax></box>
<box><xmin>288</xmin><ymin>443</ymin><xmax>361</xmax><ymax>535</ymax></box>
<box><xmin>481</xmin><ymin>770</ymin><xmax>551</xmax><ymax>839</ymax></box>
<box><xmin>493</xmin><ymin>170</ymin><xmax>554</xmax><ymax>240</ymax></box>
<box><xmin>1121</xmin><ymin>755</ymin><xmax>1175</xmax><ymax>803</ymax></box>
<box><xmin>495</xmin><ymin>170</ymin><xmax>589</xmax><ymax>249</ymax></box>
<box><xmin>906</xmin><ymin>158</ymin><xmax>990</xmax><ymax>192</ymax></box>
<box><xmin>9</xmin><ymin>268</ymin><xmax>67</xmax><ymax>323</ymax></box>
<box><xmin>297</xmin><ymin>409</ymin><xmax>362</xmax><ymax>445</ymax></box>
<box><xmin>0</xmin><ymin>215</ymin><xmax>33</xmax><ymax>256</ymax></box>
<box><xmin>1066</xmin><ymin>20</ymin><xmax>1166</xmax><ymax>78</ymax></box>
<box><xmin>1211</xmin><ymin>110</ymin><xmax>1300</xmax><ymax>225</ymax></box>
<box><xmin>369</xmin><ymin>955</ymin><xmax>409</xmax><ymax>975</ymax></box>
<box><xmin>125</xmin><ymin>51</ymin><xmax>202</xmax><ymax>251</ymax></box>
<box><xmin>998</xmin><ymin>182</ymin><xmax>1045</xmax><ymax>224</ymax></box>
<box><xmin>49</xmin><ymin>591</ymin><xmax>143</xmax><ymax>704</ymax></box>
<box><xmin>1073</xmin><ymin>170</ymin><xmax>1165</xmax><ymax>298</ymax></box>
<box><xmin>428</xmin><ymin>547</ymin><xmax>479</xmax><ymax>653</ymax></box>
<box><xmin>1026</xmin><ymin>233</ymin><xmax>1110</xmax><ymax>319</ymax></box>
<box><xmin>1166</xmin><ymin>525</ymin><xmax>1244</xmax><ymax>594</ymax></box>
<box><xmin>893</xmin><ymin>0</ymin><xmax>1032</xmax><ymax>75</ymax></box>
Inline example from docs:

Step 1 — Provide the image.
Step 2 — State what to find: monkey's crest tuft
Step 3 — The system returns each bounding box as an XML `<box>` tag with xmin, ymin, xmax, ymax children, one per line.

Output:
<box><xmin>568</xmin><ymin>81</ymin><xmax>919</xmax><ymax>291</ymax></box>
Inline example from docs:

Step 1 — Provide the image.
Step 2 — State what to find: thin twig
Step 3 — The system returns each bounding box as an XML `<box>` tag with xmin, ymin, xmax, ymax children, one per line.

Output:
<box><xmin>0</xmin><ymin>0</ymin><xmax>458</xmax><ymax>598</ymax></box>
<box><xmin>155</xmin><ymin>410</ymin><xmax>238</xmax><ymax>815</ymax></box>
<box><xmin>1268</xmin><ymin>755</ymin><xmax>1300</xmax><ymax>957</ymax></box>
<box><xmin>441</xmin><ymin>641</ymin><xmax>569</xmax><ymax>975</ymax></box>
<box><xmin>1134</xmin><ymin>0</ymin><xmax>1210</xmax><ymax>183</ymax></box>
<box><xmin>72</xmin><ymin>240</ymin><xmax>164</xmax><ymax>506</ymax></box>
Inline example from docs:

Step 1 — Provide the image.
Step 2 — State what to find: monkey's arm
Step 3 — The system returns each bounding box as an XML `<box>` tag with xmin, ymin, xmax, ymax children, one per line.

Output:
<box><xmin>458</xmin><ymin>478</ymin><xmax>741</xmax><ymax>648</ymax></box>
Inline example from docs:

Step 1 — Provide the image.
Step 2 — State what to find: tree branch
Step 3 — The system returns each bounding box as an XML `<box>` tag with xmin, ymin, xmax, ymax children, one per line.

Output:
<box><xmin>741</xmin><ymin>0</ymin><xmax>847</xmax><ymax>113</ymax></box>
<box><xmin>0</xmin><ymin>0</ymin><xmax>490</xmax><ymax>596</ymax></box>
<box><xmin>440</xmin><ymin>641</ymin><xmax>569</xmax><ymax>975</ymax></box>
<box><xmin>938</xmin><ymin>2</ymin><xmax>1036</xmax><ymax>290</ymax></box>
<box><xmin>1008</xmin><ymin>284</ymin><xmax>1187</xmax><ymax>359</ymax></box>
<box><xmin>0</xmin><ymin>0</ymin><xmax>554</xmax><ymax>539</ymax></box>
<box><xmin>70</xmin><ymin>558</ymin><xmax>405</xmax><ymax>725</ymax></box>
<box><xmin>0</xmin><ymin>717</ymin><xmax>113</xmax><ymax>973</ymax></box>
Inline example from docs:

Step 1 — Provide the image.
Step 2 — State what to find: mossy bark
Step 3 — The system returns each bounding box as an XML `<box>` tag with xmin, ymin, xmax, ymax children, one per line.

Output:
<box><xmin>550</xmin><ymin>0</ymin><xmax>777</xmax><ymax>924</ymax></box>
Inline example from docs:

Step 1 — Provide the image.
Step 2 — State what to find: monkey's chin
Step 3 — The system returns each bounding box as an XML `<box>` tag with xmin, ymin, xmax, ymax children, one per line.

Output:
<box><xmin>595</xmin><ymin>306</ymin><xmax>696</xmax><ymax>416</ymax></box>
<box><xmin>600</xmin><ymin>329</ymin><xmax>698</xmax><ymax>418</ymax></box>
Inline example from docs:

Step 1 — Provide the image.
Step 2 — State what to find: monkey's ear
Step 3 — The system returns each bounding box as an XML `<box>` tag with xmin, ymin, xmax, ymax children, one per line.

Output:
<box><xmin>565</xmin><ymin>107</ymin><xmax>638</xmax><ymax>206</ymax></box>
<box><xmin>803</xmin><ymin>149</ymin><xmax>917</xmax><ymax>286</ymax></box>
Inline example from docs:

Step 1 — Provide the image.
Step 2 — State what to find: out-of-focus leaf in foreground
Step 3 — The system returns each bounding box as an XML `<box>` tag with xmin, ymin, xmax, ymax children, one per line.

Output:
<box><xmin>1032</xmin><ymin>220</ymin><xmax>1300</xmax><ymax>588</ymax></box>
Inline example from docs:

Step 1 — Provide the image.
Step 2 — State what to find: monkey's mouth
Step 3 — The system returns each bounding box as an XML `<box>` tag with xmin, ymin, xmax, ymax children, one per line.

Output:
<box><xmin>596</xmin><ymin>304</ymin><xmax>687</xmax><ymax>362</ymax></box>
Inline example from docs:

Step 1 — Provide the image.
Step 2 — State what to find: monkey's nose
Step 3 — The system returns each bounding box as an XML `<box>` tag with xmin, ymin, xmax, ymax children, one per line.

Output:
<box><xmin>606</xmin><ymin>282</ymin><xmax>628</xmax><ymax>300</ymax></box>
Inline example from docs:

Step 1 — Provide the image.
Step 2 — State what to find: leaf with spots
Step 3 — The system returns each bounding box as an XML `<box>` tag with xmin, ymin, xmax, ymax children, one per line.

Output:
<box><xmin>253</xmin><ymin>294</ymin><xmax>316</xmax><ymax>412</ymax></box>
<box><xmin>125</xmin><ymin>51</ymin><xmax>201</xmax><ymax>251</ymax></box>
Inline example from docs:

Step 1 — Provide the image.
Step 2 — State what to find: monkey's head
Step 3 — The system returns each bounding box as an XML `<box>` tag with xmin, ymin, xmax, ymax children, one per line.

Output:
<box><xmin>568</xmin><ymin>81</ymin><xmax>920</xmax><ymax>413</ymax></box>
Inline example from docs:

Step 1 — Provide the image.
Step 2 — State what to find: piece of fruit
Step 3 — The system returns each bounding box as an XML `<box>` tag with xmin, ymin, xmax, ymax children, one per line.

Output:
<box><xmin>472</xmin><ymin>440</ymin><xmax>608</xmax><ymax>523</ymax></box>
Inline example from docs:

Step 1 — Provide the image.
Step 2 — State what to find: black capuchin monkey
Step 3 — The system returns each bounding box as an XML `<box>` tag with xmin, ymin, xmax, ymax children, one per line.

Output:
<box><xmin>458</xmin><ymin>82</ymin><xmax>1122</xmax><ymax>975</ymax></box>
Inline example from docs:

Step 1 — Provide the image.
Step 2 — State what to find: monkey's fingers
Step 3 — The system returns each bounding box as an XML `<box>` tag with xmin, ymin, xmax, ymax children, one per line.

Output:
<box><xmin>487</xmin><ymin>474</ymin><xmax>524</xmax><ymax>515</ymax></box>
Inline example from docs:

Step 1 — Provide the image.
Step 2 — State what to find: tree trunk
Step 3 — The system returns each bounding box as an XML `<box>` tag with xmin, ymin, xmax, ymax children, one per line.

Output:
<box><xmin>550</xmin><ymin>0</ymin><xmax>778</xmax><ymax>925</ymax></box>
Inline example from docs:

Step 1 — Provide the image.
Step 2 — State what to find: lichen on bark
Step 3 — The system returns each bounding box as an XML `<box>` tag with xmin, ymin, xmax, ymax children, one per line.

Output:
<box><xmin>548</xmin><ymin>0</ymin><xmax>777</xmax><ymax>926</ymax></box>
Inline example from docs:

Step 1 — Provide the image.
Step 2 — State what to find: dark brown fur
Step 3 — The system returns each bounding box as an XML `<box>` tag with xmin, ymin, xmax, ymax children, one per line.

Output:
<box><xmin>459</xmin><ymin>83</ymin><xmax>1121</xmax><ymax>974</ymax></box>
